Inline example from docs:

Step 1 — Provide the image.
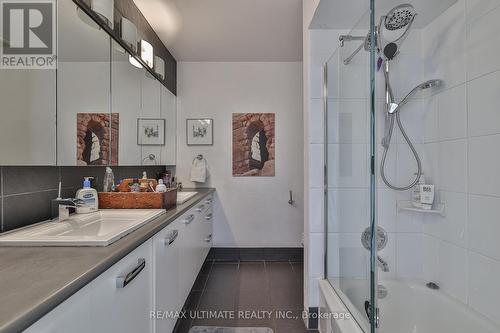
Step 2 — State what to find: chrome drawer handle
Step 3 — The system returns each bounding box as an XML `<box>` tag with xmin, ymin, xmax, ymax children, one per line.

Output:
<box><xmin>116</xmin><ymin>258</ymin><xmax>146</xmax><ymax>288</ymax></box>
<box><xmin>196</xmin><ymin>204</ymin><xmax>206</xmax><ymax>212</ymax></box>
<box><xmin>164</xmin><ymin>230</ymin><xmax>179</xmax><ymax>246</ymax></box>
<box><xmin>204</xmin><ymin>214</ymin><xmax>212</xmax><ymax>220</ymax></box>
<box><xmin>184</xmin><ymin>214</ymin><xmax>195</xmax><ymax>224</ymax></box>
<box><xmin>205</xmin><ymin>234</ymin><xmax>212</xmax><ymax>242</ymax></box>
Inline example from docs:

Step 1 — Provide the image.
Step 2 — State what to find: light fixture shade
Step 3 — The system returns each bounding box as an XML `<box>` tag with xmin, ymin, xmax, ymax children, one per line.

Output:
<box><xmin>129</xmin><ymin>55</ymin><xmax>143</xmax><ymax>69</ymax></box>
<box><xmin>120</xmin><ymin>17</ymin><xmax>137</xmax><ymax>52</ymax></box>
<box><xmin>90</xmin><ymin>0</ymin><xmax>114</xmax><ymax>28</ymax></box>
<box><xmin>154</xmin><ymin>56</ymin><xmax>165</xmax><ymax>79</ymax></box>
<box><xmin>140</xmin><ymin>40</ymin><xmax>154</xmax><ymax>68</ymax></box>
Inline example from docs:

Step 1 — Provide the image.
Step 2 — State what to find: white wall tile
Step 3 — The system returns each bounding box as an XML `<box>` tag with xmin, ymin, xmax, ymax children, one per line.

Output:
<box><xmin>468</xmin><ymin>251</ymin><xmax>500</xmax><ymax>326</ymax></box>
<box><xmin>467</xmin><ymin>5</ymin><xmax>500</xmax><ymax>80</ymax></box>
<box><xmin>468</xmin><ymin>70</ymin><xmax>500</xmax><ymax>137</ymax></box>
<box><xmin>328</xmin><ymin>188</ymin><xmax>369</xmax><ymax>233</ymax></box>
<box><xmin>437</xmin><ymin>191</ymin><xmax>468</xmax><ymax>247</ymax></box>
<box><xmin>422</xmin><ymin>143</ymin><xmax>440</xmax><ymax>188</ymax></box>
<box><xmin>396</xmin><ymin>233</ymin><xmax>423</xmax><ymax>278</ymax></box>
<box><xmin>468</xmin><ymin>194</ymin><xmax>500</xmax><ymax>261</ymax></box>
<box><xmin>437</xmin><ymin>84</ymin><xmax>467</xmax><ymax>140</ymax></box>
<box><xmin>377</xmin><ymin>189</ymin><xmax>397</xmax><ymax>233</ymax></box>
<box><xmin>423</xmin><ymin>95</ymin><xmax>438</xmax><ymax>143</ymax></box>
<box><xmin>395</xmin><ymin>99</ymin><xmax>425</xmax><ymax>144</ymax></box>
<box><xmin>438</xmin><ymin>241</ymin><xmax>468</xmax><ymax>303</ymax></box>
<box><xmin>422</xmin><ymin>234</ymin><xmax>440</xmax><ymax>282</ymax></box>
<box><xmin>468</xmin><ymin>134</ymin><xmax>500</xmax><ymax>196</ymax></box>
<box><xmin>466</xmin><ymin>0</ymin><xmax>500</xmax><ymax>23</ymax></box>
<box><xmin>328</xmin><ymin>99</ymin><xmax>368</xmax><ymax>144</ymax></box>
<box><xmin>309</xmin><ymin>143</ymin><xmax>324</xmax><ymax>188</ymax></box>
<box><xmin>309</xmin><ymin>188</ymin><xmax>324</xmax><ymax>233</ymax></box>
<box><xmin>396</xmin><ymin>143</ymin><xmax>424</xmax><ymax>188</ymax></box>
<box><xmin>310</xmin><ymin>98</ymin><xmax>324</xmax><ymax>144</ymax></box>
<box><xmin>326</xmin><ymin>233</ymin><xmax>339</xmax><ymax>278</ymax></box>
<box><xmin>379</xmin><ymin>232</ymin><xmax>396</xmax><ymax>280</ymax></box>
<box><xmin>310</xmin><ymin>63</ymin><xmax>324</xmax><ymax>99</ymax></box>
<box><xmin>438</xmin><ymin>139</ymin><xmax>467</xmax><ymax>193</ymax></box>
<box><xmin>423</xmin><ymin>0</ymin><xmax>467</xmax><ymax>88</ymax></box>
<box><xmin>327</xmin><ymin>144</ymin><xmax>369</xmax><ymax>188</ymax></box>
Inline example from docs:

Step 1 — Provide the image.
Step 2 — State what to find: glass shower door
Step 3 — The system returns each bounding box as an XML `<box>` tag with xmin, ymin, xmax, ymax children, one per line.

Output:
<box><xmin>325</xmin><ymin>2</ymin><xmax>377</xmax><ymax>332</ymax></box>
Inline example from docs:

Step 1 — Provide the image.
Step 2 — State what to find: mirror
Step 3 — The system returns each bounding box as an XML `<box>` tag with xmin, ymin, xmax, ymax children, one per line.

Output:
<box><xmin>57</xmin><ymin>0</ymin><xmax>112</xmax><ymax>166</ymax></box>
<box><xmin>0</xmin><ymin>0</ymin><xmax>175</xmax><ymax>166</ymax></box>
<box><xmin>111</xmin><ymin>41</ymin><xmax>176</xmax><ymax>166</ymax></box>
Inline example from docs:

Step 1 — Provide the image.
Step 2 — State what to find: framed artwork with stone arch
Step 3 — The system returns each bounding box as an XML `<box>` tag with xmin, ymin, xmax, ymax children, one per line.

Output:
<box><xmin>76</xmin><ymin>113</ymin><xmax>119</xmax><ymax>166</ymax></box>
<box><xmin>232</xmin><ymin>113</ymin><xmax>275</xmax><ymax>177</ymax></box>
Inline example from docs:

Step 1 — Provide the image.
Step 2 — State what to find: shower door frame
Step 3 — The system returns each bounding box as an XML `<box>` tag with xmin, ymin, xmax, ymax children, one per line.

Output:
<box><xmin>322</xmin><ymin>0</ymin><xmax>378</xmax><ymax>332</ymax></box>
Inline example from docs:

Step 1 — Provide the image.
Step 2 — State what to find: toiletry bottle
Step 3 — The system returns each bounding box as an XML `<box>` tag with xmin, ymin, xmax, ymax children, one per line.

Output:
<box><xmin>411</xmin><ymin>173</ymin><xmax>425</xmax><ymax>208</ymax></box>
<box><xmin>156</xmin><ymin>179</ymin><xmax>167</xmax><ymax>193</ymax></box>
<box><xmin>420</xmin><ymin>184</ymin><xmax>435</xmax><ymax>210</ymax></box>
<box><xmin>130</xmin><ymin>178</ymin><xmax>141</xmax><ymax>192</ymax></box>
<box><xmin>103</xmin><ymin>167</ymin><xmax>115</xmax><ymax>192</ymax></box>
<box><xmin>76</xmin><ymin>177</ymin><xmax>98</xmax><ymax>213</ymax></box>
<box><xmin>140</xmin><ymin>171</ymin><xmax>149</xmax><ymax>192</ymax></box>
<box><xmin>171</xmin><ymin>177</ymin><xmax>177</xmax><ymax>189</ymax></box>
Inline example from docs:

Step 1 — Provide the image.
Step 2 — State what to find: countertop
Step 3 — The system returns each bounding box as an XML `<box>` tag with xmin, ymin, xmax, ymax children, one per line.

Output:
<box><xmin>0</xmin><ymin>188</ymin><xmax>215</xmax><ymax>333</ymax></box>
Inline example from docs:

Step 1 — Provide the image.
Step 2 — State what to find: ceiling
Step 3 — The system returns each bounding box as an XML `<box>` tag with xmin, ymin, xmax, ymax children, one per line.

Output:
<box><xmin>310</xmin><ymin>0</ymin><xmax>458</xmax><ymax>29</ymax></box>
<box><xmin>133</xmin><ymin>0</ymin><xmax>303</xmax><ymax>62</ymax></box>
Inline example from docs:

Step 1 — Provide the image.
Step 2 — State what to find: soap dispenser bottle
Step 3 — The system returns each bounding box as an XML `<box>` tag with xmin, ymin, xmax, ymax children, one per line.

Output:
<box><xmin>76</xmin><ymin>177</ymin><xmax>98</xmax><ymax>213</ymax></box>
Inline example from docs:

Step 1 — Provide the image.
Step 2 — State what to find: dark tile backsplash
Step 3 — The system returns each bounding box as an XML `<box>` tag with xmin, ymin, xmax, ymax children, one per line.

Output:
<box><xmin>0</xmin><ymin>165</ymin><xmax>171</xmax><ymax>233</ymax></box>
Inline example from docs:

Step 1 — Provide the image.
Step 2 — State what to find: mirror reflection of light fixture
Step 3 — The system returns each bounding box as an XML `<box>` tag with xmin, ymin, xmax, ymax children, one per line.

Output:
<box><xmin>129</xmin><ymin>55</ymin><xmax>143</xmax><ymax>69</ymax></box>
<box><xmin>140</xmin><ymin>40</ymin><xmax>154</xmax><ymax>68</ymax></box>
<box><xmin>76</xmin><ymin>7</ymin><xmax>101</xmax><ymax>30</ymax></box>
<box><xmin>120</xmin><ymin>17</ymin><xmax>138</xmax><ymax>52</ymax></box>
<box><xmin>154</xmin><ymin>56</ymin><xmax>165</xmax><ymax>79</ymax></box>
<box><xmin>90</xmin><ymin>0</ymin><xmax>114</xmax><ymax>28</ymax></box>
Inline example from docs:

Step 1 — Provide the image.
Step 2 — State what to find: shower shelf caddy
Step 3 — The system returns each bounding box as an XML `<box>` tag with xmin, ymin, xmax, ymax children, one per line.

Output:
<box><xmin>397</xmin><ymin>201</ymin><xmax>446</xmax><ymax>217</ymax></box>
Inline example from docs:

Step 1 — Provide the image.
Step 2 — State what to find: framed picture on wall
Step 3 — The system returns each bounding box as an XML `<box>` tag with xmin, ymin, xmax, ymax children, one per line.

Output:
<box><xmin>137</xmin><ymin>118</ymin><xmax>165</xmax><ymax>145</ymax></box>
<box><xmin>186</xmin><ymin>119</ymin><xmax>213</xmax><ymax>145</ymax></box>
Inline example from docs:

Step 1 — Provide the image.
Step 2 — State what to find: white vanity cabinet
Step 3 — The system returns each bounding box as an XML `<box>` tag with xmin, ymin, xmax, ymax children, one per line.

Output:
<box><xmin>24</xmin><ymin>193</ymin><xmax>213</xmax><ymax>333</ymax></box>
<box><xmin>153</xmin><ymin>220</ymin><xmax>182</xmax><ymax>333</ymax></box>
<box><xmin>87</xmin><ymin>239</ymin><xmax>153</xmax><ymax>333</ymax></box>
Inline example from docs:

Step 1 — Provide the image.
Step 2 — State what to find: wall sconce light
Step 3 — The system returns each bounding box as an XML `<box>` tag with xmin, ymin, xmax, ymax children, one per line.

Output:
<box><xmin>120</xmin><ymin>17</ymin><xmax>138</xmax><ymax>52</ymax></box>
<box><xmin>140</xmin><ymin>40</ymin><xmax>154</xmax><ymax>68</ymax></box>
<box><xmin>154</xmin><ymin>56</ymin><xmax>165</xmax><ymax>79</ymax></box>
<box><xmin>129</xmin><ymin>55</ymin><xmax>143</xmax><ymax>69</ymax></box>
<box><xmin>90</xmin><ymin>0</ymin><xmax>114</xmax><ymax>28</ymax></box>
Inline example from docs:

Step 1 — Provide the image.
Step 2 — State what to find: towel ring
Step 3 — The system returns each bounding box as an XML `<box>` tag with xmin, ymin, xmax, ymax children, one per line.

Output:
<box><xmin>192</xmin><ymin>154</ymin><xmax>205</xmax><ymax>163</ymax></box>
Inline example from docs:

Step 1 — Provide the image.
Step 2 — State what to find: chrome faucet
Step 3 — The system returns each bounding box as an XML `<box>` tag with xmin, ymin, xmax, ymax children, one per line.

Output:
<box><xmin>377</xmin><ymin>255</ymin><xmax>390</xmax><ymax>272</ymax></box>
<box><xmin>52</xmin><ymin>198</ymin><xmax>84</xmax><ymax>221</ymax></box>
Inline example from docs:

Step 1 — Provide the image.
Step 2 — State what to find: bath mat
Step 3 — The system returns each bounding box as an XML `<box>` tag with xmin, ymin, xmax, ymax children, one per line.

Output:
<box><xmin>189</xmin><ymin>327</ymin><xmax>273</xmax><ymax>333</ymax></box>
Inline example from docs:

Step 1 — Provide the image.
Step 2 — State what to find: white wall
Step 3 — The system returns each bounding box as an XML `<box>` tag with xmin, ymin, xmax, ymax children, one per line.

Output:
<box><xmin>421</xmin><ymin>0</ymin><xmax>500</xmax><ymax>327</ymax></box>
<box><xmin>176</xmin><ymin>62</ymin><xmax>303</xmax><ymax>247</ymax></box>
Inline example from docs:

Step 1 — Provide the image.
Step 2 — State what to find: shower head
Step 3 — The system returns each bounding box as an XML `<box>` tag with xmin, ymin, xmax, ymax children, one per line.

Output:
<box><xmin>395</xmin><ymin>79</ymin><xmax>443</xmax><ymax>112</ymax></box>
<box><xmin>384</xmin><ymin>4</ymin><xmax>417</xmax><ymax>31</ymax></box>
<box><xmin>377</xmin><ymin>4</ymin><xmax>417</xmax><ymax>60</ymax></box>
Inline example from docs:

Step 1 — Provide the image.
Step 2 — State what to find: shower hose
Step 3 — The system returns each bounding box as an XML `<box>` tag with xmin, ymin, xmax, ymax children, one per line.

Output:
<box><xmin>380</xmin><ymin>109</ymin><xmax>422</xmax><ymax>191</ymax></box>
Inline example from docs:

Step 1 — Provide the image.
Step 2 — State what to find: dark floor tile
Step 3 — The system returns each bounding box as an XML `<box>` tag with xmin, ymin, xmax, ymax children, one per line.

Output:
<box><xmin>274</xmin><ymin>317</ymin><xmax>309</xmax><ymax>333</ymax></box>
<box><xmin>197</xmin><ymin>290</ymin><xmax>236</xmax><ymax>311</ymax></box>
<box><xmin>235</xmin><ymin>317</ymin><xmax>274</xmax><ymax>328</ymax></box>
<box><xmin>269</xmin><ymin>284</ymin><xmax>304</xmax><ymax>310</ymax></box>
<box><xmin>2</xmin><ymin>166</ymin><xmax>59</xmax><ymax>195</ymax></box>
<box><xmin>192</xmin><ymin>317</ymin><xmax>237</xmax><ymax>327</ymax></box>
<box><xmin>238</xmin><ymin>262</ymin><xmax>267</xmax><ymax>291</ymax></box>
<box><xmin>234</xmin><ymin>289</ymin><xmax>271</xmax><ymax>311</ymax></box>
<box><xmin>192</xmin><ymin>273</ymin><xmax>209</xmax><ymax>292</ymax></box>
<box><xmin>3</xmin><ymin>190</ymin><xmax>57</xmax><ymax>231</ymax></box>
<box><xmin>173</xmin><ymin>317</ymin><xmax>193</xmax><ymax>333</ymax></box>
<box><xmin>205</xmin><ymin>263</ymin><xmax>239</xmax><ymax>291</ymax></box>
<box><xmin>184</xmin><ymin>291</ymin><xmax>202</xmax><ymax>311</ymax></box>
<box><xmin>199</xmin><ymin>260</ymin><xmax>214</xmax><ymax>275</ymax></box>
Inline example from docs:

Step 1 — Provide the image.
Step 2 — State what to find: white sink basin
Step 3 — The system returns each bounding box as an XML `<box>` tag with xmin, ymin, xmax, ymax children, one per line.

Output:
<box><xmin>176</xmin><ymin>191</ymin><xmax>198</xmax><ymax>204</ymax></box>
<box><xmin>0</xmin><ymin>209</ymin><xmax>165</xmax><ymax>247</ymax></box>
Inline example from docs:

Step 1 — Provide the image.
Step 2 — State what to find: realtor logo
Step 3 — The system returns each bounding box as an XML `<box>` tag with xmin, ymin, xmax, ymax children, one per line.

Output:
<box><xmin>1</xmin><ymin>0</ymin><xmax>56</xmax><ymax>68</ymax></box>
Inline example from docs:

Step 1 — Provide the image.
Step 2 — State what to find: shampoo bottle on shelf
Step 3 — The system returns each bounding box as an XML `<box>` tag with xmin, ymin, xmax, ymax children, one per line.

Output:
<box><xmin>411</xmin><ymin>173</ymin><xmax>426</xmax><ymax>208</ymax></box>
<box><xmin>155</xmin><ymin>179</ymin><xmax>167</xmax><ymax>193</ymax></box>
<box><xmin>76</xmin><ymin>177</ymin><xmax>98</xmax><ymax>213</ymax></box>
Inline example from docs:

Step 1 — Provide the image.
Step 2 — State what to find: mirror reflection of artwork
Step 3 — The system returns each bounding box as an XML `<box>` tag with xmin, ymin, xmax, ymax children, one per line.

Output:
<box><xmin>77</xmin><ymin>113</ymin><xmax>119</xmax><ymax>166</ymax></box>
<box><xmin>137</xmin><ymin>118</ymin><xmax>165</xmax><ymax>145</ymax></box>
<box><xmin>232</xmin><ymin>113</ymin><xmax>275</xmax><ymax>177</ymax></box>
<box><xmin>186</xmin><ymin>119</ymin><xmax>213</xmax><ymax>145</ymax></box>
